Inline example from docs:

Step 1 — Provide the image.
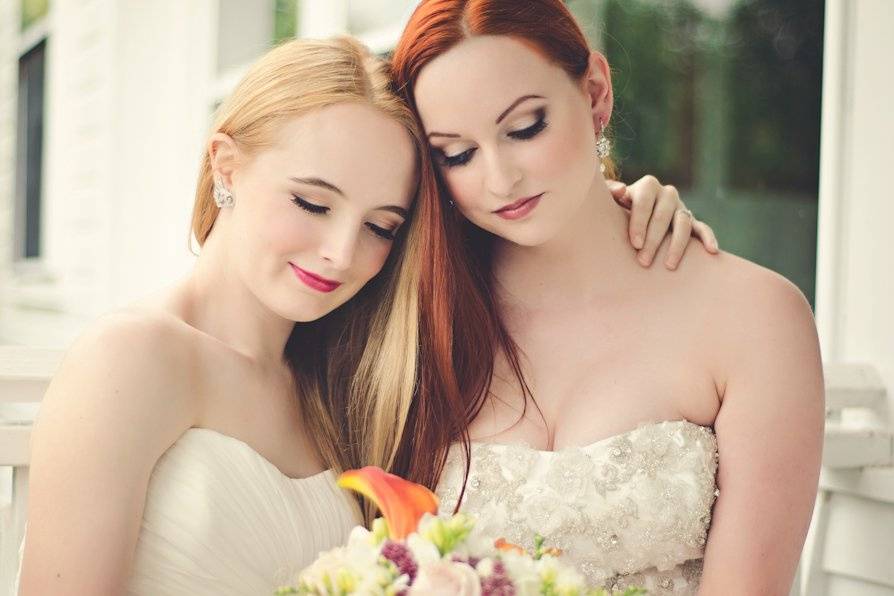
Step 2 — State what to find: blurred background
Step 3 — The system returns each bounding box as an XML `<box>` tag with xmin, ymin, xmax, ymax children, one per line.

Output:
<box><xmin>1</xmin><ymin>1</ymin><xmax>892</xmax><ymax>594</ymax></box>
<box><xmin>1</xmin><ymin>0</ymin><xmax>828</xmax><ymax>344</ymax></box>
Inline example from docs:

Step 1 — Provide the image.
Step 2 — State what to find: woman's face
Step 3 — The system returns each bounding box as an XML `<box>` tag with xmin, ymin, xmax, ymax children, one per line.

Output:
<box><xmin>414</xmin><ymin>35</ymin><xmax>606</xmax><ymax>247</ymax></box>
<box><xmin>222</xmin><ymin>102</ymin><xmax>417</xmax><ymax>322</ymax></box>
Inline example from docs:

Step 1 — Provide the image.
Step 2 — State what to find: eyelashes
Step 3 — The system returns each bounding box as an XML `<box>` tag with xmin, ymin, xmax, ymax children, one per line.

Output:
<box><xmin>365</xmin><ymin>223</ymin><xmax>396</xmax><ymax>241</ymax></box>
<box><xmin>441</xmin><ymin>148</ymin><xmax>476</xmax><ymax>168</ymax></box>
<box><xmin>436</xmin><ymin>109</ymin><xmax>548</xmax><ymax>169</ymax></box>
<box><xmin>292</xmin><ymin>195</ymin><xmax>329</xmax><ymax>214</ymax></box>
<box><xmin>507</xmin><ymin>109</ymin><xmax>548</xmax><ymax>140</ymax></box>
<box><xmin>291</xmin><ymin>195</ymin><xmax>398</xmax><ymax>241</ymax></box>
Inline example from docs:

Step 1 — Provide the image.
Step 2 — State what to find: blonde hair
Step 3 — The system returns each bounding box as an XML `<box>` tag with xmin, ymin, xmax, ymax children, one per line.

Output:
<box><xmin>191</xmin><ymin>38</ymin><xmax>425</xmax><ymax>510</ymax></box>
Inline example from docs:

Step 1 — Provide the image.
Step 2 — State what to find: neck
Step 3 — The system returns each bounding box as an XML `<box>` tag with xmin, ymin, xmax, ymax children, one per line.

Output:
<box><xmin>182</xmin><ymin>225</ymin><xmax>295</xmax><ymax>368</ymax></box>
<box><xmin>492</xmin><ymin>178</ymin><xmax>640</xmax><ymax>310</ymax></box>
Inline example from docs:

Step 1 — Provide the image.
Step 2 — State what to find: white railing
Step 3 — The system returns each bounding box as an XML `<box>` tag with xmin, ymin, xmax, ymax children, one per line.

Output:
<box><xmin>0</xmin><ymin>347</ymin><xmax>61</xmax><ymax>595</ymax></box>
<box><xmin>805</xmin><ymin>363</ymin><xmax>894</xmax><ymax>595</ymax></box>
<box><xmin>0</xmin><ymin>348</ymin><xmax>891</xmax><ymax>595</ymax></box>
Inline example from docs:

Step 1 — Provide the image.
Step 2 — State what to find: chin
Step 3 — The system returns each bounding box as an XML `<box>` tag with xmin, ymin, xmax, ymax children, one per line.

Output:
<box><xmin>490</xmin><ymin>221</ymin><xmax>563</xmax><ymax>248</ymax></box>
<box><xmin>287</xmin><ymin>305</ymin><xmax>338</xmax><ymax>323</ymax></box>
<box><xmin>265</xmin><ymin>294</ymin><xmax>334</xmax><ymax>324</ymax></box>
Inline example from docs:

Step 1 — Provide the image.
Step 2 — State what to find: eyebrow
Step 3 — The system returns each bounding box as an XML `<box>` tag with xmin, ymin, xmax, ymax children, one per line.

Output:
<box><xmin>426</xmin><ymin>94</ymin><xmax>546</xmax><ymax>139</ymax></box>
<box><xmin>495</xmin><ymin>94</ymin><xmax>545</xmax><ymax>124</ymax></box>
<box><xmin>290</xmin><ymin>176</ymin><xmax>408</xmax><ymax>219</ymax></box>
<box><xmin>290</xmin><ymin>176</ymin><xmax>344</xmax><ymax>195</ymax></box>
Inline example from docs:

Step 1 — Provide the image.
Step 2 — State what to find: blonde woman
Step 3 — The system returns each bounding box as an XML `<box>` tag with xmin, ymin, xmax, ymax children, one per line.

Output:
<box><xmin>17</xmin><ymin>37</ymin><xmax>429</xmax><ymax>595</ymax></box>
<box><xmin>18</xmin><ymin>33</ymin><xmax>712</xmax><ymax>594</ymax></box>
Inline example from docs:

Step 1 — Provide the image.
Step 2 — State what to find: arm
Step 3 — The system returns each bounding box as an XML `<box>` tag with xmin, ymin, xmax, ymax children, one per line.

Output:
<box><xmin>698</xmin><ymin>269</ymin><xmax>824</xmax><ymax>595</ymax></box>
<box><xmin>18</xmin><ymin>315</ymin><xmax>197</xmax><ymax>595</ymax></box>
<box><xmin>608</xmin><ymin>176</ymin><xmax>719</xmax><ymax>270</ymax></box>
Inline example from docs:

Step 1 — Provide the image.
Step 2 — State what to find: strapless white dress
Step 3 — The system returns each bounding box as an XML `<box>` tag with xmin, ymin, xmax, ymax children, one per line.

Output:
<box><xmin>127</xmin><ymin>428</ymin><xmax>360</xmax><ymax>594</ymax></box>
<box><xmin>16</xmin><ymin>428</ymin><xmax>361</xmax><ymax>595</ymax></box>
<box><xmin>436</xmin><ymin>420</ymin><xmax>719</xmax><ymax>594</ymax></box>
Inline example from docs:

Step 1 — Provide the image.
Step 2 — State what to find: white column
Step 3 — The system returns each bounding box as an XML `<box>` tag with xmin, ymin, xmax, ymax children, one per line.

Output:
<box><xmin>816</xmin><ymin>0</ymin><xmax>894</xmax><ymax>407</ymax></box>
<box><xmin>299</xmin><ymin>0</ymin><xmax>349</xmax><ymax>39</ymax></box>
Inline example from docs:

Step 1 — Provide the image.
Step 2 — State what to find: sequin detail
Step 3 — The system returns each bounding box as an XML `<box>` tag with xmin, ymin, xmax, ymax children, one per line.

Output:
<box><xmin>436</xmin><ymin>420</ymin><xmax>719</xmax><ymax>595</ymax></box>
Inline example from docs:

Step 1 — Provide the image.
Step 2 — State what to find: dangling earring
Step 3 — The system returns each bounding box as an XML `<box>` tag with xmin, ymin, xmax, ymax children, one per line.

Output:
<box><xmin>213</xmin><ymin>176</ymin><xmax>235</xmax><ymax>208</ymax></box>
<box><xmin>595</xmin><ymin>119</ymin><xmax>612</xmax><ymax>174</ymax></box>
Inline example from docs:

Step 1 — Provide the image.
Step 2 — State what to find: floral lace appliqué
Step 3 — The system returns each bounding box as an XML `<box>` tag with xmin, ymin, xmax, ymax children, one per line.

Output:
<box><xmin>436</xmin><ymin>420</ymin><xmax>719</xmax><ymax>595</ymax></box>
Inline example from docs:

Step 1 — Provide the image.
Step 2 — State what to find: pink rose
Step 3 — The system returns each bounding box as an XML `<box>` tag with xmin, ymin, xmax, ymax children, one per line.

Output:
<box><xmin>409</xmin><ymin>561</ymin><xmax>482</xmax><ymax>596</ymax></box>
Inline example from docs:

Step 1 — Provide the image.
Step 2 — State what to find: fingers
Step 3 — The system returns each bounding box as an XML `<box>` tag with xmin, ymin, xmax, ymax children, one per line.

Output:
<box><xmin>636</xmin><ymin>184</ymin><xmax>678</xmax><ymax>266</ymax></box>
<box><xmin>692</xmin><ymin>220</ymin><xmax>720</xmax><ymax>253</ymax></box>
<box><xmin>607</xmin><ymin>181</ymin><xmax>631</xmax><ymax>208</ymax></box>
<box><xmin>664</xmin><ymin>209</ymin><xmax>694</xmax><ymax>270</ymax></box>
<box><xmin>626</xmin><ymin>175</ymin><xmax>661</xmax><ymax>250</ymax></box>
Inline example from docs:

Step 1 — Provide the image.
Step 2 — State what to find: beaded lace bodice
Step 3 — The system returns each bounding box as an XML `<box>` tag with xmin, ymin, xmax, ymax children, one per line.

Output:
<box><xmin>436</xmin><ymin>420</ymin><xmax>719</xmax><ymax>594</ymax></box>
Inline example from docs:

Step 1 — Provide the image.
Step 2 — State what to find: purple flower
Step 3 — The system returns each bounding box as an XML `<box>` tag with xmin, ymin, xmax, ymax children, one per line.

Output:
<box><xmin>480</xmin><ymin>560</ymin><xmax>515</xmax><ymax>596</ymax></box>
<box><xmin>480</xmin><ymin>573</ymin><xmax>515</xmax><ymax>596</ymax></box>
<box><xmin>381</xmin><ymin>541</ymin><xmax>418</xmax><ymax>583</ymax></box>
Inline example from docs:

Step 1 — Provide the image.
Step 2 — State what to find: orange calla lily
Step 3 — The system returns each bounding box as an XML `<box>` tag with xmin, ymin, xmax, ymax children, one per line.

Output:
<box><xmin>494</xmin><ymin>538</ymin><xmax>526</xmax><ymax>554</ymax></box>
<box><xmin>337</xmin><ymin>466</ymin><xmax>439</xmax><ymax>540</ymax></box>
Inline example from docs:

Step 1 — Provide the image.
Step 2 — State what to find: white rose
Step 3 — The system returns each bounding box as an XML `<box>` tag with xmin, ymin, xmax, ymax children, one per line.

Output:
<box><xmin>409</xmin><ymin>561</ymin><xmax>482</xmax><ymax>596</ymax></box>
<box><xmin>406</xmin><ymin>532</ymin><xmax>442</xmax><ymax>566</ymax></box>
<box><xmin>536</xmin><ymin>555</ymin><xmax>586</xmax><ymax>591</ymax></box>
<box><xmin>499</xmin><ymin>551</ymin><xmax>540</xmax><ymax>596</ymax></box>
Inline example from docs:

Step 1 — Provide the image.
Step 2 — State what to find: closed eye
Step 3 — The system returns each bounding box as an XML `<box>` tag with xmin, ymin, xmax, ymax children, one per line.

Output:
<box><xmin>508</xmin><ymin>110</ymin><xmax>548</xmax><ymax>140</ymax></box>
<box><xmin>292</xmin><ymin>195</ymin><xmax>329</xmax><ymax>214</ymax></box>
<box><xmin>366</xmin><ymin>222</ymin><xmax>398</xmax><ymax>241</ymax></box>
<box><xmin>437</xmin><ymin>147</ymin><xmax>477</xmax><ymax>169</ymax></box>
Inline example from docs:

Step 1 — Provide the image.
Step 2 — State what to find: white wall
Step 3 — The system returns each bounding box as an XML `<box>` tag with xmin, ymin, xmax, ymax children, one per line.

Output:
<box><xmin>0</xmin><ymin>0</ymin><xmax>218</xmax><ymax>348</ymax></box>
<box><xmin>0</xmin><ymin>0</ymin><xmax>18</xmax><ymax>296</ymax></box>
<box><xmin>108</xmin><ymin>0</ymin><xmax>215</xmax><ymax>307</ymax></box>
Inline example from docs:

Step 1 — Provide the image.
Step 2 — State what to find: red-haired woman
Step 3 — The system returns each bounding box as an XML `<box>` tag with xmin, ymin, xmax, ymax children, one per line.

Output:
<box><xmin>389</xmin><ymin>2</ymin><xmax>823</xmax><ymax>594</ymax></box>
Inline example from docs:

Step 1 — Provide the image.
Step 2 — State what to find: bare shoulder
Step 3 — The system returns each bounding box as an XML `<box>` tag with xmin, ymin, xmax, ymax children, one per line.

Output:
<box><xmin>37</xmin><ymin>307</ymin><xmax>202</xmax><ymax>452</ymax></box>
<box><xmin>675</xmin><ymin>246</ymin><xmax>821</xmax><ymax>395</ymax></box>
<box><xmin>698</xmin><ymin>249</ymin><xmax>814</xmax><ymax>332</ymax></box>
<box><xmin>21</xmin><ymin>309</ymin><xmax>207</xmax><ymax>591</ymax></box>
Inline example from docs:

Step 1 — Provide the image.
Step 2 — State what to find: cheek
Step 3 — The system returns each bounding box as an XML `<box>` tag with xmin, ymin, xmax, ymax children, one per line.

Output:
<box><xmin>530</xmin><ymin>119</ymin><xmax>594</xmax><ymax>184</ymax></box>
<box><xmin>442</xmin><ymin>168</ymin><xmax>484</xmax><ymax>212</ymax></box>
<box><xmin>252</xmin><ymin>205</ymin><xmax>319</xmax><ymax>259</ymax></box>
<box><xmin>355</xmin><ymin>237</ymin><xmax>394</xmax><ymax>280</ymax></box>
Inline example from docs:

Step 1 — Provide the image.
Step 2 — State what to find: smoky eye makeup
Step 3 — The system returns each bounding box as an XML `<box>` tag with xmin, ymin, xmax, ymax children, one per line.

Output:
<box><xmin>507</xmin><ymin>107</ymin><xmax>548</xmax><ymax>140</ymax></box>
<box><xmin>435</xmin><ymin>146</ymin><xmax>476</xmax><ymax>168</ymax></box>
<box><xmin>366</xmin><ymin>222</ymin><xmax>399</xmax><ymax>241</ymax></box>
<box><xmin>433</xmin><ymin>108</ymin><xmax>550</xmax><ymax>169</ymax></box>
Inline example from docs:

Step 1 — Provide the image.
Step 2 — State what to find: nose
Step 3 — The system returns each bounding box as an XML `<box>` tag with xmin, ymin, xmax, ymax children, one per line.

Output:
<box><xmin>483</xmin><ymin>149</ymin><xmax>522</xmax><ymax>199</ymax></box>
<box><xmin>318</xmin><ymin>220</ymin><xmax>360</xmax><ymax>272</ymax></box>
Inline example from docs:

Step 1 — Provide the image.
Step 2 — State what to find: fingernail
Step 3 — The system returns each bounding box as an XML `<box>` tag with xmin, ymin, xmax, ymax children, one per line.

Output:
<box><xmin>634</xmin><ymin>235</ymin><xmax>643</xmax><ymax>248</ymax></box>
<box><xmin>638</xmin><ymin>253</ymin><xmax>651</xmax><ymax>266</ymax></box>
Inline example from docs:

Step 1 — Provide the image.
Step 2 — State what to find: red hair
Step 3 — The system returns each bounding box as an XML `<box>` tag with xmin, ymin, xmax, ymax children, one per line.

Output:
<box><xmin>389</xmin><ymin>0</ymin><xmax>596</xmax><ymax>495</ymax></box>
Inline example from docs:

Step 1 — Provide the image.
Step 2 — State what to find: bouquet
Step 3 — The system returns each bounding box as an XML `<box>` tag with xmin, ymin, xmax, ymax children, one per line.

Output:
<box><xmin>276</xmin><ymin>467</ymin><xmax>645</xmax><ymax>596</ymax></box>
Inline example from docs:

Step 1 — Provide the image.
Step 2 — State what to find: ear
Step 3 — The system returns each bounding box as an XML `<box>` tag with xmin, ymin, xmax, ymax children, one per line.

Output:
<box><xmin>582</xmin><ymin>51</ymin><xmax>614</xmax><ymax>134</ymax></box>
<box><xmin>208</xmin><ymin>132</ymin><xmax>240</xmax><ymax>190</ymax></box>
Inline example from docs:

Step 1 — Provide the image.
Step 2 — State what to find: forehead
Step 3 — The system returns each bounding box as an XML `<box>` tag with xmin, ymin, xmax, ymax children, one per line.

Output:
<box><xmin>258</xmin><ymin>102</ymin><xmax>417</xmax><ymax>208</ymax></box>
<box><xmin>414</xmin><ymin>35</ymin><xmax>569</xmax><ymax>128</ymax></box>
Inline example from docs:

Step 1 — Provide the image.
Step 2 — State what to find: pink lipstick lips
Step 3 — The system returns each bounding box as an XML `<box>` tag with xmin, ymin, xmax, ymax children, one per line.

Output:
<box><xmin>494</xmin><ymin>193</ymin><xmax>543</xmax><ymax>220</ymax></box>
<box><xmin>289</xmin><ymin>263</ymin><xmax>342</xmax><ymax>293</ymax></box>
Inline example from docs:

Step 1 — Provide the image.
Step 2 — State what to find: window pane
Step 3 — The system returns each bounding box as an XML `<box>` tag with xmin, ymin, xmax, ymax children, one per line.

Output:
<box><xmin>569</xmin><ymin>0</ymin><xmax>823</xmax><ymax>305</ymax></box>
<box><xmin>16</xmin><ymin>40</ymin><xmax>46</xmax><ymax>259</ymax></box>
